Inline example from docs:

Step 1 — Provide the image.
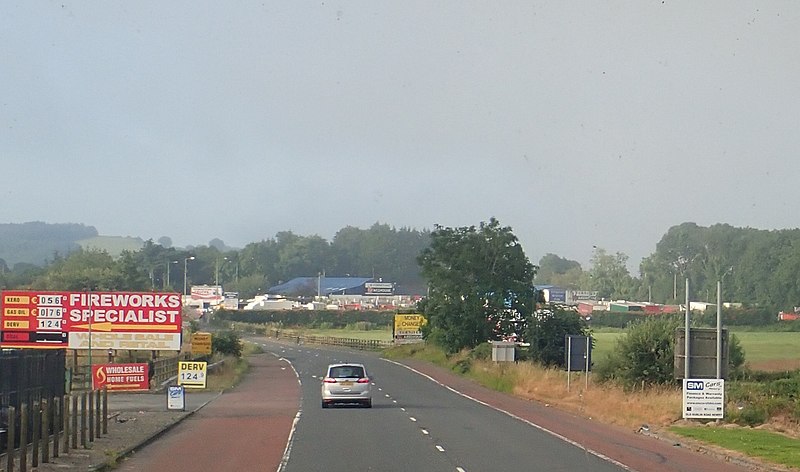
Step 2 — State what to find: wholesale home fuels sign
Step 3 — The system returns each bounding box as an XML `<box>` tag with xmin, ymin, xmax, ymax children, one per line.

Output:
<box><xmin>0</xmin><ymin>290</ymin><xmax>182</xmax><ymax>350</ymax></box>
<box><xmin>92</xmin><ymin>363</ymin><xmax>150</xmax><ymax>391</ymax></box>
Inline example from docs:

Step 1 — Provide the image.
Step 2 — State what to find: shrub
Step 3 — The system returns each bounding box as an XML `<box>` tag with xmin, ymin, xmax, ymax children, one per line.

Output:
<box><xmin>733</xmin><ymin>405</ymin><xmax>769</xmax><ymax>426</ymax></box>
<box><xmin>523</xmin><ymin>305</ymin><xmax>589</xmax><ymax>368</ymax></box>
<box><xmin>728</xmin><ymin>333</ymin><xmax>746</xmax><ymax>376</ymax></box>
<box><xmin>597</xmin><ymin>316</ymin><xmax>680</xmax><ymax>388</ymax></box>
<box><xmin>348</xmin><ymin>321</ymin><xmax>375</xmax><ymax>331</ymax></box>
<box><xmin>452</xmin><ymin>358</ymin><xmax>472</xmax><ymax>374</ymax></box>
<box><xmin>469</xmin><ymin>342</ymin><xmax>493</xmax><ymax>361</ymax></box>
<box><xmin>213</xmin><ymin>330</ymin><xmax>243</xmax><ymax>358</ymax></box>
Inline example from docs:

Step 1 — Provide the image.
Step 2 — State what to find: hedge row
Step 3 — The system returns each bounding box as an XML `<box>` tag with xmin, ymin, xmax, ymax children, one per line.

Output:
<box><xmin>215</xmin><ymin>309</ymin><xmax>395</xmax><ymax>328</ymax></box>
<box><xmin>589</xmin><ymin>308</ymin><xmax>798</xmax><ymax>330</ymax></box>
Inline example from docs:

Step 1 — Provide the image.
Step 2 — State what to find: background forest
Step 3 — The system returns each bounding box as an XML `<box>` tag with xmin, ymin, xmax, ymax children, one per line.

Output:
<box><xmin>1</xmin><ymin>221</ymin><xmax>799</xmax><ymax>313</ymax></box>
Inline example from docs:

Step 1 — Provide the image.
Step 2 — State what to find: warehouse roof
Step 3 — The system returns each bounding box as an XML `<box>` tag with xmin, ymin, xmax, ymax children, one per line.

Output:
<box><xmin>267</xmin><ymin>277</ymin><xmax>373</xmax><ymax>296</ymax></box>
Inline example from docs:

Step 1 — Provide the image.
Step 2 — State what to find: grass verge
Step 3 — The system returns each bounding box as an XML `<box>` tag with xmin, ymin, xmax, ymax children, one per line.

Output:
<box><xmin>204</xmin><ymin>342</ymin><xmax>261</xmax><ymax>391</ymax></box>
<box><xmin>384</xmin><ymin>343</ymin><xmax>681</xmax><ymax>429</ymax></box>
<box><xmin>385</xmin><ymin>342</ymin><xmax>800</xmax><ymax>470</ymax></box>
<box><xmin>669</xmin><ymin>426</ymin><xmax>800</xmax><ymax>468</ymax></box>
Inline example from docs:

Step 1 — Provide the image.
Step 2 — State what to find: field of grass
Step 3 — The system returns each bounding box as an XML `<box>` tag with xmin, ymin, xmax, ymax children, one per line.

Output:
<box><xmin>589</xmin><ymin>331</ymin><xmax>622</xmax><ymax>367</ymax></box>
<box><xmin>590</xmin><ymin>330</ymin><xmax>800</xmax><ymax>371</ymax></box>
<box><xmin>730</xmin><ymin>331</ymin><xmax>800</xmax><ymax>370</ymax></box>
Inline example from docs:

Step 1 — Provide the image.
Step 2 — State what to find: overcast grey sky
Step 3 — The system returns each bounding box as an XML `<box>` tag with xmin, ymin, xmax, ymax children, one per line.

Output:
<box><xmin>2</xmin><ymin>2</ymin><xmax>798</xmax><ymax>272</ymax></box>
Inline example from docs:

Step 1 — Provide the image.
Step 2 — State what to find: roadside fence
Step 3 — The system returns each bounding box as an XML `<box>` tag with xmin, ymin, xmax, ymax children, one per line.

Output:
<box><xmin>267</xmin><ymin>329</ymin><xmax>393</xmax><ymax>351</ymax></box>
<box><xmin>1</xmin><ymin>389</ymin><xmax>108</xmax><ymax>472</ymax></box>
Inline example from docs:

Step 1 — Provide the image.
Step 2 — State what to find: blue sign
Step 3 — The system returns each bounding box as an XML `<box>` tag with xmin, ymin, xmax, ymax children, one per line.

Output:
<box><xmin>686</xmin><ymin>381</ymin><xmax>705</xmax><ymax>390</ymax></box>
<box><xmin>167</xmin><ymin>385</ymin><xmax>185</xmax><ymax>411</ymax></box>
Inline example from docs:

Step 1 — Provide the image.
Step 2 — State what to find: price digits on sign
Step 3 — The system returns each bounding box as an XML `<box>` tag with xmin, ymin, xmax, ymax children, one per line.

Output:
<box><xmin>37</xmin><ymin>319</ymin><xmax>63</xmax><ymax>330</ymax></box>
<box><xmin>37</xmin><ymin>307</ymin><xmax>63</xmax><ymax>318</ymax></box>
<box><xmin>37</xmin><ymin>295</ymin><xmax>64</xmax><ymax>306</ymax></box>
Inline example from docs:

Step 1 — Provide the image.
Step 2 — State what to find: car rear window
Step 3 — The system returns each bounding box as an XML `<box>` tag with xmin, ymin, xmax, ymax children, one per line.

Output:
<box><xmin>329</xmin><ymin>366</ymin><xmax>365</xmax><ymax>378</ymax></box>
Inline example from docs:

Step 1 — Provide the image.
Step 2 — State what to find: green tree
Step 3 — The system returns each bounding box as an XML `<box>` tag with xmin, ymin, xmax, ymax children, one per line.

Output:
<box><xmin>34</xmin><ymin>248</ymin><xmax>121</xmax><ymax>290</ymax></box>
<box><xmin>588</xmin><ymin>247</ymin><xmax>635</xmax><ymax>300</ymax></box>
<box><xmin>417</xmin><ymin>218</ymin><xmax>537</xmax><ymax>353</ymax></box>
<box><xmin>535</xmin><ymin>253</ymin><xmax>586</xmax><ymax>289</ymax></box>
<box><xmin>330</xmin><ymin>223</ymin><xmax>430</xmax><ymax>292</ymax></box>
<box><xmin>523</xmin><ymin>306</ymin><xmax>590</xmax><ymax>367</ymax></box>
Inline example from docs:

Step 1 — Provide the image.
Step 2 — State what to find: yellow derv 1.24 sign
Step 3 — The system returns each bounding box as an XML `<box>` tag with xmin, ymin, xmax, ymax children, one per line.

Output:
<box><xmin>178</xmin><ymin>361</ymin><xmax>208</xmax><ymax>388</ymax></box>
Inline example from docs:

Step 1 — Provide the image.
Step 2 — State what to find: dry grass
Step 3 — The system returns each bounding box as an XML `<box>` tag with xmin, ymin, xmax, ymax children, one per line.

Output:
<box><xmin>206</xmin><ymin>343</ymin><xmax>263</xmax><ymax>390</ymax></box>
<box><xmin>205</xmin><ymin>355</ymin><xmax>250</xmax><ymax>391</ymax></box>
<box><xmin>471</xmin><ymin>359</ymin><xmax>683</xmax><ymax>430</ymax></box>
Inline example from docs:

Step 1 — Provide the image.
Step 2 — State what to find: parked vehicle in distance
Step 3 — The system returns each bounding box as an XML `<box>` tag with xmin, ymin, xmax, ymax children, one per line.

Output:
<box><xmin>321</xmin><ymin>363</ymin><xmax>372</xmax><ymax>408</ymax></box>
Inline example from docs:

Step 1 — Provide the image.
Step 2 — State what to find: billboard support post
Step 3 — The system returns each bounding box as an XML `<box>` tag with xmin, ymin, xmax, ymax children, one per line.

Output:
<box><xmin>88</xmin><ymin>290</ymin><xmax>92</xmax><ymax>376</ymax></box>
<box><xmin>684</xmin><ymin>278</ymin><xmax>690</xmax><ymax>379</ymax></box>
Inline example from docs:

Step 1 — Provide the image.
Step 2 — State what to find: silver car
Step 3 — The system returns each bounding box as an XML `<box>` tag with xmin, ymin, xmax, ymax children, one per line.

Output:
<box><xmin>321</xmin><ymin>363</ymin><xmax>372</xmax><ymax>408</ymax></box>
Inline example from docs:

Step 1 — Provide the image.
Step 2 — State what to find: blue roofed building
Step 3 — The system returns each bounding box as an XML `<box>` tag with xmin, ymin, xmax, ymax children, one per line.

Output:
<box><xmin>267</xmin><ymin>276</ymin><xmax>374</xmax><ymax>297</ymax></box>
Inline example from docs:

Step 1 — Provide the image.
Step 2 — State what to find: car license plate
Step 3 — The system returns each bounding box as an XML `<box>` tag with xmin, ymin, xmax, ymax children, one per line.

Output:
<box><xmin>340</xmin><ymin>381</ymin><xmax>353</xmax><ymax>386</ymax></box>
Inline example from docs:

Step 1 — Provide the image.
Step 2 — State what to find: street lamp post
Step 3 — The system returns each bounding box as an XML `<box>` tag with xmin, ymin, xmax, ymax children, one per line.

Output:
<box><xmin>218</xmin><ymin>256</ymin><xmax>233</xmax><ymax>286</ymax></box>
<box><xmin>165</xmin><ymin>260</ymin><xmax>178</xmax><ymax>290</ymax></box>
<box><xmin>184</xmin><ymin>256</ymin><xmax>195</xmax><ymax>296</ymax></box>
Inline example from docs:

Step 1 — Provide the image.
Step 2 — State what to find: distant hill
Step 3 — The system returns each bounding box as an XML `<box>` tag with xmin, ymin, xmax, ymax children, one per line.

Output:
<box><xmin>0</xmin><ymin>222</ymin><xmax>144</xmax><ymax>267</ymax></box>
<box><xmin>78</xmin><ymin>236</ymin><xmax>145</xmax><ymax>257</ymax></box>
<box><xmin>0</xmin><ymin>222</ymin><xmax>99</xmax><ymax>267</ymax></box>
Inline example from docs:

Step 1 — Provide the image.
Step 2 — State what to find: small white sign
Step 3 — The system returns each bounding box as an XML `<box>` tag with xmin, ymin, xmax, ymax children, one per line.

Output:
<box><xmin>683</xmin><ymin>379</ymin><xmax>725</xmax><ymax>419</ymax></box>
<box><xmin>167</xmin><ymin>385</ymin><xmax>185</xmax><ymax>411</ymax></box>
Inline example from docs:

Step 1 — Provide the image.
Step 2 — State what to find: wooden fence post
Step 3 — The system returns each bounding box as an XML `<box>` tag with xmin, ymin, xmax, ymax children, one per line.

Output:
<box><xmin>52</xmin><ymin>396</ymin><xmax>60</xmax><ymax>458</ymax></box>
<box><xmin>63</xmin><ymin>395</ymin><xmax>71</xmax><ymax>453</ymax></box>
<box><xmin>41</xmin><ymin>399</ymin><xmax>49</xmax><ymax>463</ymax></box>
<box><xmin>6</xmin><ymin>405</ymin><xmax>15</xmax><ymax>472</ymax></box>
<box><xmin>71</xmin><ymin>395</ymin><xmax>78</xmax><ymax>450</ymax></box>
<box><xmin>80</xmin><ymin>394</ymin><xmax>87</xmax><ymax>449</ymax></box>
<box><xmin>87</xmin><ymin>391</ymin><xmax>94</xmax><ymax>443</ymax></box>
<box><xmin>102</xmin><ymin>388</ymin><xmax>108</xmax><ymax>435</ymax></box>
<box><xmin>94</xmin><ymin>390</ymin><xmax>101</xmax><ymax>439</ymax></box>
<box><xmin>31</xmin><ymin>402</ymin><xmax>40</xmax><ymax>468</ymax></box>
<box><xmin>20</xmin><ymin>404</ymin><xmax>28</xmax><ymax>472</ymax></box>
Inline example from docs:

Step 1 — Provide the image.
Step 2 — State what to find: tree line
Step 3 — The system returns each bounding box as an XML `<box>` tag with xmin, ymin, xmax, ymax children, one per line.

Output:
<box><xmin>537</xmin><ymin>222</ymin><xmax>800</xmax><ymax>312</ymax></box>
<box><xmin>0</xmin><ymin>223</ymin><xmax>430</xmax><ymax>298</ymax></box>
<box><xmin>2</xmin><ymin>220</ymin><xmax>800</xmax><ymax>312</ymax></box>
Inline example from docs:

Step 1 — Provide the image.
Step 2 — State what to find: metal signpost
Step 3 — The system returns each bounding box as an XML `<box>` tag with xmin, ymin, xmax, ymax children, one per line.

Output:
<box><xmin>566</xmin><ymin>335</ymin><xmax>592</xmax><ymax>392</ymax></box>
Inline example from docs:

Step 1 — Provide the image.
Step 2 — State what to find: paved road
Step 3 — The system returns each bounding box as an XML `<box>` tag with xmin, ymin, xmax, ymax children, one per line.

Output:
<box><xmin>115</xmin><ymin>351</ymin><xmax>300</xmax><ymax>471</ymax></box>
<box><xmin>276</xmin><ymin>341</ymin><xmax>623</xmax><ymax>472</ymax></box>
<box><xmin>111</xmin><ymin>338</ymin><xmax>765</xmax><ymax>472</ymax></box>
<box><xmin>265</xmin><ymin>339</ymin><xmax>757</xmax><ymax>472</ymax></box>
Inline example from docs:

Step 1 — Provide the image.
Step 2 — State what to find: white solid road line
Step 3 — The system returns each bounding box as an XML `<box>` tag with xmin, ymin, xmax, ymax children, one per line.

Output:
<box><xmin>382</xmin><ymin>358</ymin><xmax>634</xmax><ymax>472</ymax></box>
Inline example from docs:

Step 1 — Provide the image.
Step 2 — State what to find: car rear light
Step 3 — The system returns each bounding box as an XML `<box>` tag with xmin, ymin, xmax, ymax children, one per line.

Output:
<box><xmin>323</xmin><ymin>377</ymin><xmax>337</xmax><ymax>383</ymax></box>
<box><xmin>357</xmin><ymin>377</ymin><xmax>370</xmax><ymax>383</ymax></box>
